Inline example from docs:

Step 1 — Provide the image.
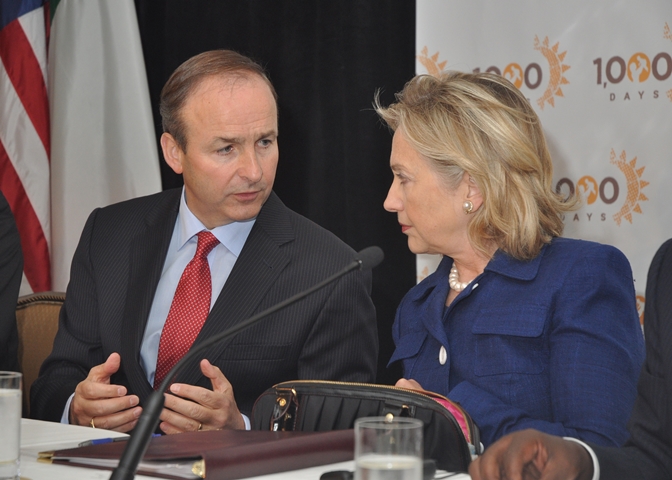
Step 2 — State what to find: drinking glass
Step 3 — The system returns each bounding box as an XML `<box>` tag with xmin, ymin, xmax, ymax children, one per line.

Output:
<box><xmin>354</xmin><ymin>416</ymin><xmax>423</xmax><ymax>480</ymax></box>
<box><xmin>0</xmin><ymin>372</ymin><xmax>21</xmax><ymax>480</ymax></box>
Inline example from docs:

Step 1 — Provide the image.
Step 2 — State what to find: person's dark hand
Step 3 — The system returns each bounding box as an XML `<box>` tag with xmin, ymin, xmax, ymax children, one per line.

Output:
<box><xmin>159</xmin><ymin>359</ymin><xmax>245</xmax><ymax>434</ymax></box>
<box><xmin>469</xmin><ymin>429</ymin><xmax>594</xmax><ymax>480</ymax></box>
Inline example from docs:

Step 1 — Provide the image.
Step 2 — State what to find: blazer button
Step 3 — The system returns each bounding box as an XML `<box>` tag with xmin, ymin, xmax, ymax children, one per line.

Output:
<box><xmin>439</xmin><ymin>346</ymin><xmax>447</xmax><ymax>365</ymax></box>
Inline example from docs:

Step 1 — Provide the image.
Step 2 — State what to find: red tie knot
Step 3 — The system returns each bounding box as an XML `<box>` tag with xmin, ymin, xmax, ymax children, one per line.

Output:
<box><xmin>196</xmin><ymin>230</ymin><xmax>219</xmax><ymax>258</ymax></box>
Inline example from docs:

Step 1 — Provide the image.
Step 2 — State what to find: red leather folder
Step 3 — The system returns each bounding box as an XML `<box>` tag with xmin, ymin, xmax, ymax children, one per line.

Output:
<box><xmin>40</xmin><ymin>429</ymin><xmax>354</xmax><ymax>479</ymax></box>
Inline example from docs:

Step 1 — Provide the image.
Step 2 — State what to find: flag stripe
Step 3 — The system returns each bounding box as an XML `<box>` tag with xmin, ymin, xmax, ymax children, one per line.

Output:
<box><xmin>19</xmin><ymin>7</ymin><xmax>49</xmax><ymax>85</ymax></box>
<box><xmin>0</xmin><ymin>139</ymin><xmax>51</xmax><ymax>292</ymax></box>
<box><xmin>0</xmin><ymin>55</ymin><xmax>51</xmax><ymax>233</ymax></box>
<box><xmin>0</xmin><ymin>19</ymin><xmax>50</xmax><ymax>155</ymax></box>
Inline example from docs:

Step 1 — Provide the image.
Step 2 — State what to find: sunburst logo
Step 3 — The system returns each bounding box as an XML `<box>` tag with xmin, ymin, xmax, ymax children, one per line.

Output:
<box><xmin>418</xmin><ymin>38</ymin><xmax>571</xmax><ymax>109</ymax></box>
<box><xmin>533</xmin><ymin>36</ymin><xmax>570</xmax><ymax>110</ymax></box>
<box><xmin>417</xmin><ymin>46</ymin><xmax>447</xmax><ymax>77</ymax></box>
<box><xmin>610</xmin><ymin>149</ymin><xmax>649</xmax><ymax>226</ymax></box>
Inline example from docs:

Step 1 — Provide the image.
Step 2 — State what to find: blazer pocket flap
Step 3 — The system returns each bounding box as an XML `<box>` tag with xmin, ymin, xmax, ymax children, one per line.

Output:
<box><xmin>388</xmin><ymin>331</ymin><xmax>428</xmax><ymax>364</ymax></box>
<box><xmin>472</xmin><ymin>306</ymin><xmax>547</xmax><ymax>337</ymax></box>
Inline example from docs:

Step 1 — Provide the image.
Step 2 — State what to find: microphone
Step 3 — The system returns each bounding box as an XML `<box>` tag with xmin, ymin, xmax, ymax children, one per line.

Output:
<box><xmin>110</xmin><ymin>246</ymin><xmax>384</xmax><ymax>479</ymax></box>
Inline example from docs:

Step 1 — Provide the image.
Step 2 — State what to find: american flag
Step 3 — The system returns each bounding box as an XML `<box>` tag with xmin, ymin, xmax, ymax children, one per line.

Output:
<box><xmin>0</xmin><ymin>0</ymin><xmax>52</xmax><ymax>293</ymax></box>
<box><xmin>1</xmin><ymin>0</ymin><xmax>162</xmax><ymax>294</ymax></box>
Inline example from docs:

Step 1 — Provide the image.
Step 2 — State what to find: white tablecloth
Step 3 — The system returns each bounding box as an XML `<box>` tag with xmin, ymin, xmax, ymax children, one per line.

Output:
<box><xmin>19</xmin><ymin>418</ymin><xmax>471</xmax><ymax>479</ymax></box>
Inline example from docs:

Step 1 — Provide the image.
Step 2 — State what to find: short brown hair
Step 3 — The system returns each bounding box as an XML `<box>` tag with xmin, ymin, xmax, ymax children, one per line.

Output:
<box><xmin>375</xmin><ymin>71</ymin><xmax>579</xmax><ymax>261</ymax></box>
<box><xmin>160</xmin><ymin>49</ymin><xmax>277</xmax><ymax>150</ymax></box>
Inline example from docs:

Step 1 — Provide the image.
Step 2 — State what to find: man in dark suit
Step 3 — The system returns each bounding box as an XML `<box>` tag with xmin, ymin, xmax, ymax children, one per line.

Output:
<box><xmin>0</xmin><ymin>190</ymin><xmax>22</xmax><ymax>372</ymax></box>
<box><xmin>31</xmin><ymin>50</ymin><xmax>378</xmax><ymax>433</ymax></box>
<box><xmin>468</xmin><ymin>238</ymin><xmax>672</xmax><ymax>480</ymax></box>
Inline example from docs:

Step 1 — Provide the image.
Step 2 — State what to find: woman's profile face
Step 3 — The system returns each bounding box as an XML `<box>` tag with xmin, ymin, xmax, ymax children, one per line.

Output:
<box><xmin>384</xmin><ymin>129</ymin><xmax>472</xmax><ymax>257</ymax></box>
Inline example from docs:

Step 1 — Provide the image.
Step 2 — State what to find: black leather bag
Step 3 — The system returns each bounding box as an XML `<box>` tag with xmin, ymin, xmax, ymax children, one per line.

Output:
<box><xmin>251</xmin><ymin>380</ymin><xmax>480</xmax><ymax>473</ymax></box>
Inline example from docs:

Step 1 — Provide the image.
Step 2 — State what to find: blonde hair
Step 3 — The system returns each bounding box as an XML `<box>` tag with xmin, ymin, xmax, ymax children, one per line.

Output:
<box><xmin>375</xmin><ymin>71</ymin><xmax>578</xmax><ymax>261</ymax></box>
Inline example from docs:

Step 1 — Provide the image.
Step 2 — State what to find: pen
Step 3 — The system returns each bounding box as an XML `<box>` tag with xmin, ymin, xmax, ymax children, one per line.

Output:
<box><xmin>78</xmin><ymin>433</ymin><xmax>160</xmax><ymax>447</ymax></box>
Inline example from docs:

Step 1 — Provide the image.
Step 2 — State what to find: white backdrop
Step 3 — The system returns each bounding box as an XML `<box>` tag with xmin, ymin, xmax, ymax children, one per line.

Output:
<box><xmin>416</xmin><ymin>1</ymin><xmax>672</xmax><ymax>324</ymax></box>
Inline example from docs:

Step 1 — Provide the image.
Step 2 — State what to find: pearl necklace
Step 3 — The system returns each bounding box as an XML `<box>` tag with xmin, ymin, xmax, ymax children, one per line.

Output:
<box><xmin>449</xmin><ymin>262</ymin><xmax>470</xmax><ymax>292</ymax></box>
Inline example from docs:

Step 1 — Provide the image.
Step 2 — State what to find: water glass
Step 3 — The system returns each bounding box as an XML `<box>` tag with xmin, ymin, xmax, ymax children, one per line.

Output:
<box><xmin>354</xmin><ymin>416</ymin><xmax>423</xmax><ymax>480</ymax></box>
<box><xmin>0</xmin><ymin>372</ymin><xmax>21</xmax><ymax>480</ymax></box>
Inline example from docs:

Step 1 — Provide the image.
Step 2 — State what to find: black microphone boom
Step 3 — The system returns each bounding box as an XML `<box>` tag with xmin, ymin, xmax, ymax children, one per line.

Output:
<box><xmin>110</xmin><ymin>246</ymin><xmax>384</xmax><ymax>479</ymax></box>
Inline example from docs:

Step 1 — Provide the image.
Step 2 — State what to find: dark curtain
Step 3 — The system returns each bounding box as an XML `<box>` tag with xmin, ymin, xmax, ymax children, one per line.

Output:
<box><xmin>133</xmin><ymin>0</ymin><xmax>416</xmax><ymax>385</ymax></box>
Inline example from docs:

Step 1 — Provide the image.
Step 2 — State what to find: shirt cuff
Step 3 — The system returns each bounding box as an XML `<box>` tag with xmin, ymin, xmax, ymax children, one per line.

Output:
<box><xmin>563</xmin><ymin>437</ymin><xmax>600</xmax><ymax>480</ymax></box>
<box><xmin>242</xmin><ymin>413</ymin><xmax>251</xmax><ymax>430</ymax></box>
<box><xmin>61</xmin><ymin>393</ymin><xmax>75</xmax><ymax>424</ymax></box>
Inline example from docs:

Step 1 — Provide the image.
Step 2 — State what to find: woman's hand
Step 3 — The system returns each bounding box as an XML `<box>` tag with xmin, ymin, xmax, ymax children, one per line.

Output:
<box><xmin>395</xmin><ymin>378</ymin><xmax>424</xmax><ymax>390</ymax></box>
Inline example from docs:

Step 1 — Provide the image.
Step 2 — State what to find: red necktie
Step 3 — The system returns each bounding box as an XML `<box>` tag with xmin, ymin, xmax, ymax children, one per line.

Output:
<box><xmin>154</xmin><ymin>230</ymin><xmax>220</xmax><ymax>388</ymax></box>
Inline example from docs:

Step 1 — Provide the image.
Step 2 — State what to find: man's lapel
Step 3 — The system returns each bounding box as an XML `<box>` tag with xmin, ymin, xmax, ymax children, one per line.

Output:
<box><xmin>175</xmin><ymin>192</ymin><xmax>294</xmax><ymax>384</ymax></box>
<box><xmin>119</xmin><ymin>190</ymin><xmax>181</xmax><ymax>398</ymax></box>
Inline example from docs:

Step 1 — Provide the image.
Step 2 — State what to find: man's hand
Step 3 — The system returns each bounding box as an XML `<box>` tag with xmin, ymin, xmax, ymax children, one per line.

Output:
<box><xmin>395</xmin><ymin>378</ymin><xmax>423</xmax><ymax>390</ymax></box>
<box><xmin>159</xmin><ymin>359</ymin><xmax>245</xmax><ymax>434</ymax></box>
<box><xmin>469</xmin><ymin>429</ymin><xmax>594</xmax><ymax>480</ymax></box>
<box><xmin>70</xmin><ymin>352</ymin><xmax>142</xmax><ymax>432</ymax></box>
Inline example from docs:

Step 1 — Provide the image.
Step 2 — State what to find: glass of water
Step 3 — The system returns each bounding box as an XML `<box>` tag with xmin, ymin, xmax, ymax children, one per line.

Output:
<box><xmin>354</xmin><ymin>416</ymin><xmax>423</xmax><ymax>480</ymax></box>
<box><xmin>0</xmin><ymin>372</ymin><xmax>21</xmax><ymax>480</ymax></box>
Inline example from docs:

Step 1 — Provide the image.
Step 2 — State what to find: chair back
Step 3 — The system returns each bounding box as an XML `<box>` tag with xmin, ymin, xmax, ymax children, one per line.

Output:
<box><xmin>15</xmin><ymin>291</ymin><xmax>65</xmax><ymax>417</ymax></box>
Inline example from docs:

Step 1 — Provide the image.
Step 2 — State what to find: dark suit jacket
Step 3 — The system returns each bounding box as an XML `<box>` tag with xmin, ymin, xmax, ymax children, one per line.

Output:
<box><xmin>31</xmin><ymin>189</ymin><xmax>377</xmax><ymax>420</ymax></box>
<box><xmin>591</xmin><ymin>239</ymin><xmax>672</xmax><ymax>479</ymax></box>
<box><xmin>0</xmin><ymin>190</ymin><xmax>22</xmax><ymax>372</ymax></box>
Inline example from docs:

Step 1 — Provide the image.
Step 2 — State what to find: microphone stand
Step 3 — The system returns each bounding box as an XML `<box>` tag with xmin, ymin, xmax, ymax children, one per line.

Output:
<box><xmin>110</xmin><ymin>246</ymin><xmax>383</xmax><ymax>479</ymax></box>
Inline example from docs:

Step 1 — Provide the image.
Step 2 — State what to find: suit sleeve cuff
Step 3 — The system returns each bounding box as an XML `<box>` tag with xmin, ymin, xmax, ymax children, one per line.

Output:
<box><xmin>564</xmin><ymin>437</ymin><xmax>600</xmax><ymax>480</ymax></box>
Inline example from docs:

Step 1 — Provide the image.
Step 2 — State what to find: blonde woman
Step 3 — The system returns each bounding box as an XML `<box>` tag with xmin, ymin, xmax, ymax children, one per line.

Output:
<box><xmin>376</xmin><ymin>72</ymin><xmax>644</xmax><ymax>448</ymax></box>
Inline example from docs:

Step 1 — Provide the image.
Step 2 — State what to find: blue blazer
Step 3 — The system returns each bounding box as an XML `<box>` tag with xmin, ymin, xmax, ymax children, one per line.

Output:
<box><xmin>389</xmin><ymin>237</ymin><xmax>644</xmax><ymax>448</ymax></box>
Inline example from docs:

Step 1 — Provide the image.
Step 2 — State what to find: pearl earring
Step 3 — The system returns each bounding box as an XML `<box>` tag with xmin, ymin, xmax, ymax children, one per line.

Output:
<box><xmin>463</xmin><ymin>200</ymin><xmax>474</xmax><ymax>214</ymax></box>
